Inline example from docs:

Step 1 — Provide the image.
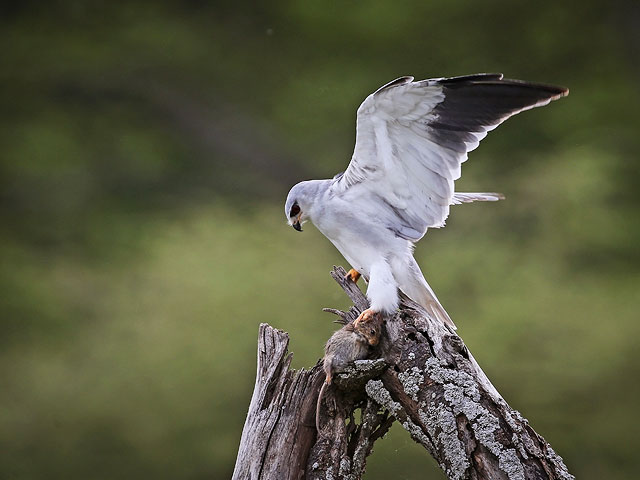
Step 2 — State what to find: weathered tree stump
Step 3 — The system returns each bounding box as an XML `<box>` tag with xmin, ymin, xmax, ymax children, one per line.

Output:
<box><xmin>232</xmin><ymin>267</ymin><xmax>574</xmax><ymax>480</ymax></box>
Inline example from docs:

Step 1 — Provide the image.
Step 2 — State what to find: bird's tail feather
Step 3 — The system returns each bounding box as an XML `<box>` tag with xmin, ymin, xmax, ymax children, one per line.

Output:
<box><xmin>401</xmin><ymin>277</ymin><xmax>457</xmax><ymax>330</ymax></box>
<box><xmin>451</xmin><ymin>192</ymin><xmax>505</xmax><ymax>205</ymax></box>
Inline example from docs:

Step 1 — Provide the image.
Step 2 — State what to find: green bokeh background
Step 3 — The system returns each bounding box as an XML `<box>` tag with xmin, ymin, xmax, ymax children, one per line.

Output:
<box><xmin>1</xmin><ymin>2</ymin><xmax>639</xmax><ymax>479</ymax></box>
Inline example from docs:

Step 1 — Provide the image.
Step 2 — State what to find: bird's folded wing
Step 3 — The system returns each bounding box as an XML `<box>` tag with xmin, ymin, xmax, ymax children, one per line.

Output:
<box><xmin>332</xmin><ymin>73</ymin><xmax>568</xmax><ymax>241</ymax></box>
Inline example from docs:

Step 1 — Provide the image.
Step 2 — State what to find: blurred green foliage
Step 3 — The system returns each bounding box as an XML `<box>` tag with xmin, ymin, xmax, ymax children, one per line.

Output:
<box><xmin>1</xmin><ymin>1</ymin><xmax>639</xmax><ymax>479</ymax></box>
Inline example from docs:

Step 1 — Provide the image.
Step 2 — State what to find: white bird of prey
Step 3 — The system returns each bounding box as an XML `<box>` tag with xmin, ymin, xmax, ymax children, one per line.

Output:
<box><xmin>284</xmin><ymin>73</ymin><xmax>568</xmax><ymax>329</ymax></box>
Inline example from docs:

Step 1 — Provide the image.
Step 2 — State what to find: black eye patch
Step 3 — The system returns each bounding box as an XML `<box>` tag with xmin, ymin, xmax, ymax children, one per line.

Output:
<box><xmin>289</xmin><ymin>203</ymin><xmax>300</xmax><ymax>218</ymax></box>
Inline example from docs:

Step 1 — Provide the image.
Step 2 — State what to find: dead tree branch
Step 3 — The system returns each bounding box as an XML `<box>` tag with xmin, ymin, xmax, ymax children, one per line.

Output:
<box><xmin>233</xmin><ymin>266</ymin><xmax>574</xmax><ymax>480</ymax></box>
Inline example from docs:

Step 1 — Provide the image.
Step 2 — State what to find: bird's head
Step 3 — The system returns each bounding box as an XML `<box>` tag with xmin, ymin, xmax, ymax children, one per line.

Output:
<box><xmin>284</xmin><ymin>180</ymin><xmax>327</xmax><ymax>232</ymax></box>
<box><xmin>284</xmin><ymin>182</ymin><xmax>308</xmax><ymax>232</ymax></box>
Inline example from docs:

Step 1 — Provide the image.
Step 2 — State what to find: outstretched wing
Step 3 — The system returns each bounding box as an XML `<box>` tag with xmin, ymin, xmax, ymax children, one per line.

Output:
<box><xmin>331</xmin><ymin>73</ymin><xmax>568</xmax><ymax>241</ymax></box>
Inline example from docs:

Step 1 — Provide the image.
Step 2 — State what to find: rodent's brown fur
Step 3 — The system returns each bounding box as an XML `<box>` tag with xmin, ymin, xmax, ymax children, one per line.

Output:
<box><xmin>315</xmin><ymin>320</ymin><xmax>381</xmax><ymax>434</ymax></box>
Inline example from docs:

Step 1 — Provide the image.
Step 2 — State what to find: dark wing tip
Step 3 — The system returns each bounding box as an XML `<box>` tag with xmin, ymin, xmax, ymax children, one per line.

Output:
<box><xmin>496</xmin><ymin>78</ymin><xmax>569</xmax><ymax>99</ymax></box>
<box><xmin>374</xmin><ymin>76</ymin><xmax>415</xmax><ymax>95</ymax></box>
<box><xmin>438</xmin><ymin>74</ymin><xmax>569</xmax><ymax>100</ymax></box>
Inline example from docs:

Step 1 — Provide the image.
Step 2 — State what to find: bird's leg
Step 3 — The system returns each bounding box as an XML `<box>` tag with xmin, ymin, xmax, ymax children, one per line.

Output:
<box><xmin>354</xmin><ymin>308</ymin><xmax>378</xmax><ymax>327</ymax></box>
<box><xmin>355</xmin><ymin>260</ymin><xmax>395</xmax><ymax>327</ymax></box>
<box><xmin>345</xmin><ymin>268</ymin><xmax>361</xmax><ymax>283</ymax></box>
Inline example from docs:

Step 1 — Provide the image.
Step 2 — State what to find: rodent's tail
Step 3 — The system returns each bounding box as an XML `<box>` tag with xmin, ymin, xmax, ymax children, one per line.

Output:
<box><xmin>315</xmin><ymin>381</ymin><xmax>328</xmax><ymax>434</ymax></box>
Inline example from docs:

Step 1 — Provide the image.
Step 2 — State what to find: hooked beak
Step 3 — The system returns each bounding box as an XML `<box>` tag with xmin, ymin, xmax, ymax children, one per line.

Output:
<box><xmin>289</xmin><ymin>211</ymin><xmax>303</xmax><ymax>232</ymax></box>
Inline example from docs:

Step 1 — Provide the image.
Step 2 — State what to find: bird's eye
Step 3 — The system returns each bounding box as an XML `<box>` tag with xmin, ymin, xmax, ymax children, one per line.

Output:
<box><xmin>289</xmin><ymin>203</ymin><xmax>300</xmax><ymax>217</ymax></box>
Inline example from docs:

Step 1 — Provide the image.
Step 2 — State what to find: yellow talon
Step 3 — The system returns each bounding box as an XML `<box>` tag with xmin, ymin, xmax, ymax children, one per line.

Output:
<box><xmin>345</xmin><ymin>268</ymin><xmax>361</xmax><ymax>283</ymax></box>
<box><xmin>354</xmin><ymin>307</ymin><xmax>377</xmax><ymax>327</ymax></box>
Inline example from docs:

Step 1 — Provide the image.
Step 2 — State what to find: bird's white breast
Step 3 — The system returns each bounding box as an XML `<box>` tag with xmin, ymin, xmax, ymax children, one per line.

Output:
<box><xmin>310</xmin><ymin>188</ymin><xmax>410</xmax><ymax>278</ymax></box>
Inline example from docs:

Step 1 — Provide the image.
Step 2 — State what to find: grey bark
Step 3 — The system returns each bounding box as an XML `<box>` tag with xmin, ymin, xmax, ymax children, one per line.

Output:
<box><xmin>232</xmin><ymin>266</ymin><xmax>574</xmax><ymax>480</ymax></box>
<box><xmin>231</xmin><ymin>324</ymin><xmax>321</xmax><ymax>480</ymax></box>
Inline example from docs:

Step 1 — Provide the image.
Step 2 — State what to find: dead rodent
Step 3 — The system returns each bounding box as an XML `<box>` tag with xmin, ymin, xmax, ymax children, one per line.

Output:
<box><xmin>315</xmin><ymin>320</ymin><xmax>382</xmax><ymax>433</ymax></box>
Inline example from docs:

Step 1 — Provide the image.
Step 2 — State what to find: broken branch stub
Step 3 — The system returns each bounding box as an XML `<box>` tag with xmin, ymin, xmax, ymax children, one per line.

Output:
<box><xmin>232</xmin><ymin>324</ymin><xmax>321</xmax><ymax>479</ymax></box>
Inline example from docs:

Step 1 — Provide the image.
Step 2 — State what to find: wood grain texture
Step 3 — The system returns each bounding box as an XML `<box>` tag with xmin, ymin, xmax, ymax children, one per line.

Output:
<box><xmin>232</xmin><ymin>324</ymin><xmax>321</xmax><ymax>480</ymax></box>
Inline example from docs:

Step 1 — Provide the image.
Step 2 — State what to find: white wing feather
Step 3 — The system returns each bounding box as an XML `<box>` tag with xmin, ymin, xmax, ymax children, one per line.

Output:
<box><xmin>331</xmin><ymin>74</ymin><xmax>568</xmax><ymax>240</ymax></box>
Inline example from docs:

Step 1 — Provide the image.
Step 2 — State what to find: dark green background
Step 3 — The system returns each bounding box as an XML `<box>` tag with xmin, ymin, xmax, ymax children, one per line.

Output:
<box><xmin>1</xmin><ymin>1</ymin><xmax>639</xmax><ymax>479</ymax></box>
